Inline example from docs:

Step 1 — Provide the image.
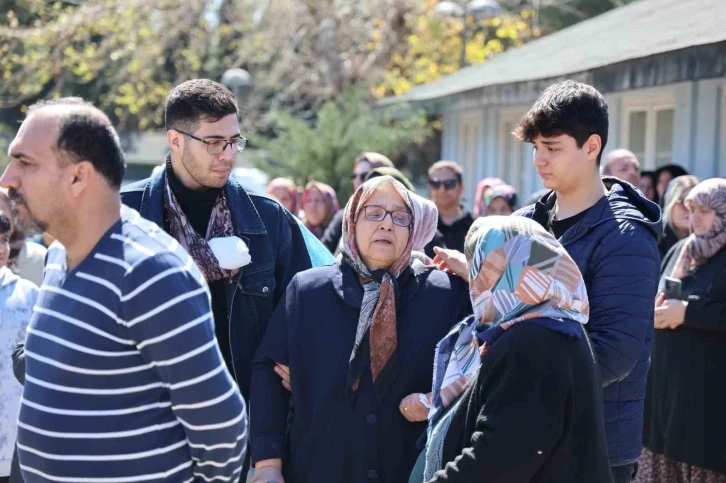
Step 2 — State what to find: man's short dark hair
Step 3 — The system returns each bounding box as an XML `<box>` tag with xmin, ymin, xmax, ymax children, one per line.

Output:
<box><xmin>28</xmin><ymin>98</ymin><xmax>126</xmax><ymax>188</ymax></box>
<box><xmin>514</xmin><ymin>80</ymin><xmax>609</xmax><ymax>164</ymax></box>
<box><xmin>165</xmin><ymin>79</ymin><xmax>239</xmax><ymax>133</ymax></box>
<box><xmin>0</xmin><ymin>213</ymin><xmax>12</xmax><ymax>235</ymax></box>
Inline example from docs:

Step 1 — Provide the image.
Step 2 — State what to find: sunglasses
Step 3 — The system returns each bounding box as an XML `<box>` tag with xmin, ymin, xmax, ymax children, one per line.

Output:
<box><xmin>350</xmin><ymin>171</ymin><xmax>370</xmax><ymax>181</ymax></box>
<box><xmin>428</xmin><ymin>178</ymin><xmax>460</xmax><ymax>190</ymax></box>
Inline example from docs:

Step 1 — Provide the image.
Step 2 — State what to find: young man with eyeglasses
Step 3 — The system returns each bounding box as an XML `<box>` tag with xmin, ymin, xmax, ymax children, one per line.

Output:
<box><xmin>428</xmin><ymin>160</ymin><xmax>474</xmax><ymax>252</ymax></box>
<box><xmin>120</xmin><ymin>80</ymin><xmax>313</xmax><ymax>439</ymax></box>
<box><xmin>320</xmin><ymin>152</ymin><xmax>394</xmax><ymax>254</ymax></box>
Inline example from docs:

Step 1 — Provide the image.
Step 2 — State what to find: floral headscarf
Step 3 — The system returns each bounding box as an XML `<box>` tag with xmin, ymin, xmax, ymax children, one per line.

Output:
<box><xmin>671</xmin><ymin>178</ymin><xmax>726</xmax><ymax>279</ymax></box>
<box><xmin>409</xmin><ymin>191</ymin><xmax>439</xmax><ymax>253</ymax></box>
<box><xmin>423</xmin><ymin>216</ymin><xmax>590</xmax><ymax>479</ymax></box>
<box><xmin>302</xmin><ymin>181</ymin><xmax>340</xmax><ymax>237</ymax></box>
<box><xmin>483</xmin><ymin>184</ymin><xmax>518</xmax><ymax>214</ymax></box>
<box><xmin>340</xmin><ymin>176</ymin><xmax>436</xmax><ymax>403</ymax></box>
<box><xmin>473</xmin><ymin>177</ymin><xmax>505</xmax><ymax>217</ymax></box>
<box><xmin>430</xmin><ymin>215</ymin><xmax>589</xmax><ymax>423</ymax></box>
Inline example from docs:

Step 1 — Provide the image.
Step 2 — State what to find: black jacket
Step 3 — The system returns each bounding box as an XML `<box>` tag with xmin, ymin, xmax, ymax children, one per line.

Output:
<box><xmin>658</xmin><ymin>223</ymin><xmax>684</xmax><ymax>260</ymax></box>
<box><xmin>644</xmin><ymin>241</ymin><xmax>726</xmax><ymax>474</ymax></box>
<box><xmin>251</xmin><ymin>263</ymin><xmax>472</xmax><ymax>483</ymax></box>
<box><xmin>429</xmin><ymin>323</ymin><xmax>613</xmax><ymax>483</ymax></box>
<box><xmin>437</xmin><ymin>209</ymin><xmax>475</xmax><ymax>253</ymax></box>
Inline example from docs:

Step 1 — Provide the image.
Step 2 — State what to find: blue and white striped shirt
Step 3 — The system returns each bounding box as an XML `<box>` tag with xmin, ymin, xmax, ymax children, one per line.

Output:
<box><xmin>17</xmin><ymin>206</ymin><xmax>247</xmax><ymax>483</ymax></box>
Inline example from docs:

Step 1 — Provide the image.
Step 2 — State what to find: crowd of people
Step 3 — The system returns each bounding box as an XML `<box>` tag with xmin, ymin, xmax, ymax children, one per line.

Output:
<box><xmin>0</xmin><ymin>76</ymin><xmax>722</xmax><ymax>483</ymax></box>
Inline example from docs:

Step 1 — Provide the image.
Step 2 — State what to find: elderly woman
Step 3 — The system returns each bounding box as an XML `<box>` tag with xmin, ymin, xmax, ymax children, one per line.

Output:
<box><xmin>659</xmin><ymin>175</ymin><xmax>699</xmax><ymax>258</ymax></box>
<box><xmin>267</xmin><ymin>177</ymin><xmax>300</xmax><ymax>215</ymax></box>
<box><xmin>250</xmin><ymin>176</ymin><xmax>471</xmax><ymax>483</ymax></box>
<box><xmin>411</xmin><ymin>216</ymin><xmax>612</xmax><ymax>483</ymax></box>
<box><xmin>639</xmin><ymin>178</ymin><xmax>726</xmax><ymax>483</ymax></box>
<box><xmin>302</xmin><ymin>181</ymin><xmax>340</xmax><ymax>239</ymax></box>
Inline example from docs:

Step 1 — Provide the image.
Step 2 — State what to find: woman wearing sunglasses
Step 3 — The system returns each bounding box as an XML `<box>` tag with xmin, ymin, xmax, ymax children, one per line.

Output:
<box><xmin>250</xmin><ymin>176</ymin><xmax>472</xmax><ymax>483</ymax></box>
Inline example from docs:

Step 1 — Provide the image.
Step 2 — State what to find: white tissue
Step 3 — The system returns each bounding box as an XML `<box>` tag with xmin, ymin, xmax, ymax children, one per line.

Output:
<box><xmin>207</xmin><ymin>236</ymin><xmax>252</xmax><ymax>270</ymax></box>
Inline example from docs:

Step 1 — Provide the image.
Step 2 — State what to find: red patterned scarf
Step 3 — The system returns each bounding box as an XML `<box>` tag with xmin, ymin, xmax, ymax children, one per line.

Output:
<box><xmin>163</xmin><ymin>175</ymin><xmax>238</xmax><ymax>281</ymax></box>
<box><xmin>341</xmin><ymin>176</ymin><xmax>427</xmax><ymax>403</ymax></box>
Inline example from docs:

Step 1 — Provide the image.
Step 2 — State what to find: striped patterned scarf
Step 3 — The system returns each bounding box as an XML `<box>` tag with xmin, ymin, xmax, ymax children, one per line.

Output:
<box><xmin>424</xmin><ymin>216</ymin><xmax>589</xmax><ymax>480</ymax></box>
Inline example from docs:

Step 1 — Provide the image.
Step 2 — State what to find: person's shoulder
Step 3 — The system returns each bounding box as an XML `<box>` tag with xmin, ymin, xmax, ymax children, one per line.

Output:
<box><xmin>0</xmin><ymin>267</ymin><xmax>38</xmax><ymax>298</ymax></box>
<box><xmin>118</xmin><ymin>207</ymin><xmax>195</xmax><ymax>272</ymax></box>
<box><xmin>119</xmin><ymin>178</ymin><xmax>149</xmax><ymax>194</ymax></box>
<box><xmin>513</xmin><ymin>203</ymin><xmax>536</xmax><ymax>218</ymax></box>
<box><xmin>292</xmin><ymin>264</ymin><xmax>339</xmax><ymax>288</ymax></box>
<box><xmin>493</xmin><ymin>322</ymin><xmax>581</xmax><ymax>369</ymax></box>
<box><xmin>23</xmin><ymin>241</ymin><xmax>47</xmax><ymax>260</ymax></box>
<box><xmin>418</xmin><ymin>266</ymin><xmax>465</xmax><ymax>290</ymax></box>
<box><xmin>592</xmin><ymin>215</ymin><xmax>658</xmax><ymax>252</ymax></box>
<box><xmin>11</xmin><ymin>277</ymin><xmax>39</xmax><ymax>303</ymax></box>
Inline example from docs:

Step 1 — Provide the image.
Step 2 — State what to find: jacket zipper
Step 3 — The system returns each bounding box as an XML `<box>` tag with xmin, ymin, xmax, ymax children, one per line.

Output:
<box><xmin>227</xmin><ymin>276</ymin><xmax>241</xmax><ymax>383</ymax></box>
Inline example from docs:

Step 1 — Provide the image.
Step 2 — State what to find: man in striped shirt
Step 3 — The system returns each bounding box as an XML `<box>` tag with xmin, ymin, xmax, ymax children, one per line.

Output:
<box><xmin>2</xmin><ymin>98</ymin><xmax>247</xmax><ymax>482</ymax></box>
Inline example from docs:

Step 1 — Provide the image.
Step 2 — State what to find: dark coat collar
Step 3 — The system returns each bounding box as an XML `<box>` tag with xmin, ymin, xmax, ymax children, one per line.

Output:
<box><xmin>330</xmin><ymin>260</ymin><xmax>432</xmax><ymax>309</ymax></box>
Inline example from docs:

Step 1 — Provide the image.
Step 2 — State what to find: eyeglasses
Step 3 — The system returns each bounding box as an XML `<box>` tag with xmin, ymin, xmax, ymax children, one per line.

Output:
<box><xmin>350</xmin><ymin>171</ymin><xmax>370</xmax><ymax>181</ymax></box>
<box><xmin>175</xmin><ymin>130</ymin><xmax>247</xmax><ymax>155</ymax></box>
<box><xmin>362</xmin><ymin>205</ymin><xmax>412</xmax><ymax>227</ymax></box>
<box><xmin>428</xmin><ymin>178</ymin><xmax>460</xmax><ymax>190</ymax></box>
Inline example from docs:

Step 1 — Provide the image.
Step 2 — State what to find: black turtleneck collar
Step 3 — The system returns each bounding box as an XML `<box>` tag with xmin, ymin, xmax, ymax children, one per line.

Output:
<box><xmin>166</xmin><ymin>160</ymin><xmax>221</xmax><ymax>236</ymax></box>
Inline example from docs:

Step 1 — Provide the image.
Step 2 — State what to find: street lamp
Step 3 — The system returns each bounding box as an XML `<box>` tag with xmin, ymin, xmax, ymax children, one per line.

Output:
<box><xmin>221</xmin><ymin>68</ymin><xmax>254</xmax><ymax>107</ymax></box>
<box><xmin>434</xmin><ymin>0</ymin><xmax>504</xmax><ymax>67</ymax></box>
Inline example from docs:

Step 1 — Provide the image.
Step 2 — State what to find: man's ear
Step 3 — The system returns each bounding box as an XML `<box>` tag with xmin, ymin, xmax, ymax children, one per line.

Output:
<box><xmin>69</xmin><ymin>161</ymin><xmax>94</xmax><ymax>198</ymax></box>
<box><xmin>585</xmin><ymin>134</ymin><xmax>602</xmax><ymax>163</ymax></box>
<box><xmin>167</xmin><ymin>129</ymin><xmax>184</xmax><ymax>154</ymax></box>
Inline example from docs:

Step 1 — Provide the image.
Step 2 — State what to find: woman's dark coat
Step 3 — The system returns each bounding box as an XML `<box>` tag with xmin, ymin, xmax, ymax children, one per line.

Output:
<box><xmin>250</xmin><ymin>262</ymin><xmax>471</xmax><ymax>483</ymax></box>
<box><xmin>644</xmin><ymin>240</ymin><xmax>726</xmax><ymax>474</ymax></box>
<box><xmin>428</xmin><ymin>322</ymin><xmax>613</xmax><ymax>483</ymax></box>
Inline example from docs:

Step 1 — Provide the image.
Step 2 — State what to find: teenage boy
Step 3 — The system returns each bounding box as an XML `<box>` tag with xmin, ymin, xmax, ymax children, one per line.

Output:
<box><xmin>514</xmin><ymin>80</ymin><xmax>662</xmax><ymax>483</ymax></box>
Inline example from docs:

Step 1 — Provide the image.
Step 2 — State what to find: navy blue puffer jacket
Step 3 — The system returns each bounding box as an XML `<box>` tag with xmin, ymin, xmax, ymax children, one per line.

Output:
<box><xmin>515</xmin><ymin>177</ymin><xmax>662</xmax><ymax>466</ymax></box>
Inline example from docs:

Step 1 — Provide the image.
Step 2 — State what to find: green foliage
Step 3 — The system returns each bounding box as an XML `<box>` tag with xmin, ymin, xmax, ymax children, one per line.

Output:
<box><xmin>374</xmin><ymin>1</ymin><xmax>537</xmax><ymax>98</ymax></box>
<box><xmin>0</xmin><ymin>123</ymin><xmax>14</xmax><ymax>172</ymax></box>
<box><xmin>0</xmin><ymin>0</ymin><xmax>253</xmax><ymax>130</ymax></box>
<box><xmin>252</xmin><ymin>88</ymin><xmax>431</xmax><ymax>200</ymax></box>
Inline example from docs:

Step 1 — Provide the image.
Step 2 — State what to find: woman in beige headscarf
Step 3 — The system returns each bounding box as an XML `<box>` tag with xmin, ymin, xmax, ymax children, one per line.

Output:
<box><xmin>639</xmin><ymin>178</ymin><xmax>726</xmax><ymax>483</ymax></box>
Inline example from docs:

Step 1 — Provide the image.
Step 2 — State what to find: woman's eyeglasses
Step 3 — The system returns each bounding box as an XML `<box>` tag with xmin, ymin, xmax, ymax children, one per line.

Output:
<box><xmin>428</xmin><ymin>178</ymin><xmax>460</xmax><ymax>190</ymax></box>
<box><xmin>362</xmin><ymin>205</ymin><xmax>412</xmax><ymax>227</ymax></box>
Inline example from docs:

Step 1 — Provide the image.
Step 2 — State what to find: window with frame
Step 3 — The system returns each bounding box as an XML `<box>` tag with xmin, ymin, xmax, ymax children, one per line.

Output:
<box><xmin>622</xmin><ymin>97</ymin><xmax>675</xmax><ymax>170</ymax></box>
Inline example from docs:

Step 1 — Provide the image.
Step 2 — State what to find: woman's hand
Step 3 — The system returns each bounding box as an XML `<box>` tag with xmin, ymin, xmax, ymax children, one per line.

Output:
<box><xmin>251</xmin><ymin>461</ymin><xmax>285</xmax><ymax>483</ymax></box>
<box><xmin>274</xmin><ymin>364</ymin><xmax>291</xmax><ymax>391</ymax></box>
<box><xmin>433</xmin><ymin>247</ymin><xmax>469</xmax><ymax>282</ymax></box>
<box><xmin>399</xmin><ymin>393</ymin><xmax>431</xmax><ymax>422</ymax></box>
<box><xmin>654</xmin><ymin>298</ymin><xmax>687</xmax><ymax>330</ymax></box>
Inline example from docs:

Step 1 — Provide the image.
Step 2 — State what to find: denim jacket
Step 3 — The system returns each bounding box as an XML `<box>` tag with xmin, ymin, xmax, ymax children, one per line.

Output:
<box><xmin>120</xmin><ymin>169</ymin><xmax>314</xmax><ymax>398</ymax></box>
